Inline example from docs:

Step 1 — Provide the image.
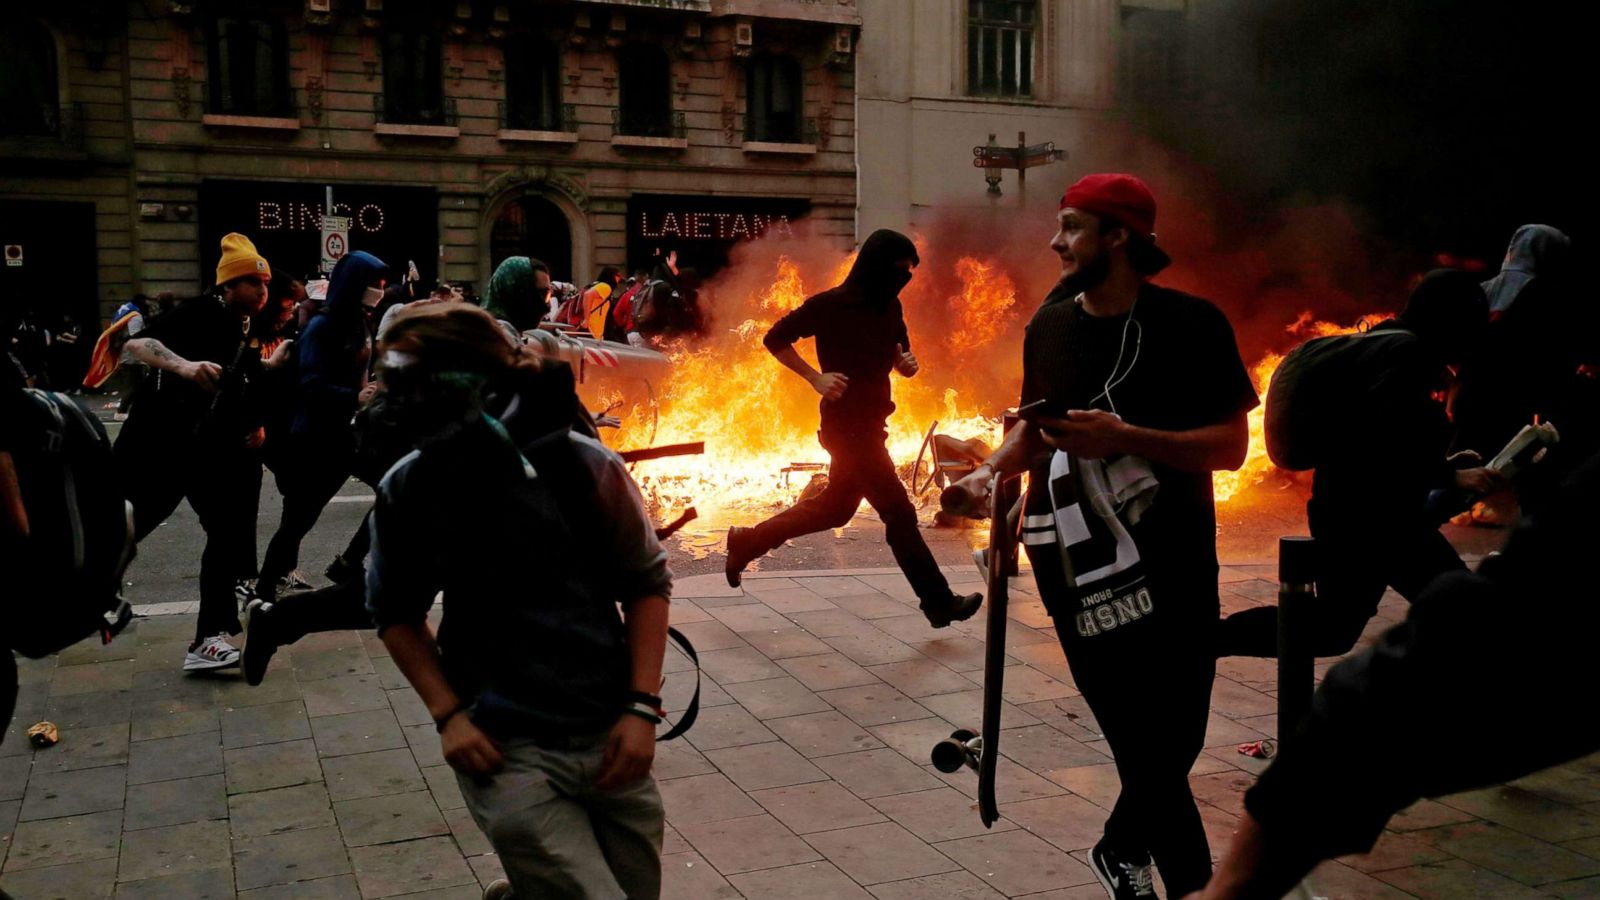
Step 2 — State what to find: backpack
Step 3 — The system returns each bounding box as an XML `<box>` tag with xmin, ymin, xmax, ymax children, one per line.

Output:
<box><xmin>1264</xmin><ymin>327</ymin><xmax>1417</xmax><ymax>471</ymax></box>
<box><xmin>519</xmin><ymin>431</ymin><xmax>700</xmax><ymax>741</ymax></box>
<box><xmin>3</xmin><ymin>390</ymin><xmax>134</xmax><ymax>658</ymax></box>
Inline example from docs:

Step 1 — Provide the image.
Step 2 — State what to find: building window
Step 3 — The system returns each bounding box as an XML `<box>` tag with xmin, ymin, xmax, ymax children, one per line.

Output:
<box><xmin>617</xmin><ymin>45</ymin><xmax>673</xmax><ymax>137</ymax></box>
<box><xmin>0</xmin><ymin>20</ymin><xmax>60</xmax><ymax>135</ymax></box>
<box><xmin>967</xmin><ymin>0</ymin><xmax>1035</xmax><ymax>98</ymax></box>
<box><xmin>746</xmin><ymin>54</ymin><xmax>803</xmax><ymax>143</ymax></box>
<box><xmin>383</xmin><ymin>23</ymin><xmax>446</xmax><ymax>125</ymax></box>
<box><xmin>205</xmin><ymin>15</ymin><xmax>291</xmax><ymax>117</ymax></box>
<box><xmin>505</xmin><ymin>38</ymin><xmax>562</xmax><ymax>131</ymax></box>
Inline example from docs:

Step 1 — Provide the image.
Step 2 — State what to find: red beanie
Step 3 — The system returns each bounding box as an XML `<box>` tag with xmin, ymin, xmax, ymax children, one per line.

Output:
<box><xmin>1059</xmin><ymin>173</ymin><xmax>1158</xmax><ymax>237</ymax></box>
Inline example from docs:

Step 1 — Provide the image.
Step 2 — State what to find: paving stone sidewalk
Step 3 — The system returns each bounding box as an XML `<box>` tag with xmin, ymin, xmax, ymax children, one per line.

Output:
<box><xmin>5</xmin><ymin>564</ymin><xmax>1600</xmax><ymax>899</ymax></box>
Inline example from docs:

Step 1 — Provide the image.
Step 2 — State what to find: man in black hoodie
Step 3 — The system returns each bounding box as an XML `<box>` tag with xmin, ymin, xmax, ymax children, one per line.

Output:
<box><xmin>725</xmin><ymin>230</ymin><xmax>982</xmax><ymax>628</ymax></box>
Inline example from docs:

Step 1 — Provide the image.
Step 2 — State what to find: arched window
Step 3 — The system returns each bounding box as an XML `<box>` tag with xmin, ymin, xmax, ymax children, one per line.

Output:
<box><xmin>205</xmin><ymin>14</ymin><xmax>291</xmax><ymax>117</ymax></box>
<box><xmin>0</xmin><ymin>21</ymin><xmax>60</xmax><ymax>135</ymax></box>
<box><xmin>616</xmin><ymin>45</ymin><xmax>673</xmax><ymax>138</ymax></box>
<box><xmin>383</xmin><ymin>16</ymin><xmax>446</xmax><ymax>125</ymax></box>
<box><xmin>746</xmin><ymin>54</ymin><xmax>803</xmax><ymax>143</ymax></box>
<box><xmin>505</xmin><ymin>38</ymin><xmax>562</xmax><ymax>131</ymax></box>
<box><xmin>490</xmin><ymin>196</ymin><xmax>573</xmax><ymax>284</ymax></box>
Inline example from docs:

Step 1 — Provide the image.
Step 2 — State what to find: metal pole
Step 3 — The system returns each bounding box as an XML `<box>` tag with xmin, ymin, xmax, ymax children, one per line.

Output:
<box><xmin>1277</xmin><ymin>535</ymin><xmax>1316</xmax><ymax>752</ymax></box>
<box><xmin>1016</xmin><ymin>131</ymin><xmax>1026</xmax><ymax>206</ymax></box>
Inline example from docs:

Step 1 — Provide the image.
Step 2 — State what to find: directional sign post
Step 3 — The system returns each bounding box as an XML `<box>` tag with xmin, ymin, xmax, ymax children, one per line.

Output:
<box><xmin>972</xmin><ymin>132</ymin><xmax>1066</xmax><ymax>198</ymax></box>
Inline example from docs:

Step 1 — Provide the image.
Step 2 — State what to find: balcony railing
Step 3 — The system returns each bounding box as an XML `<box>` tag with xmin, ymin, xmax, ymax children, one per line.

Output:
<box><xmin>373</xmin><ymin>94</ymin><xmax>458</xmax><ymax>128</ymax></box>
<box><xmin>745</xmin><ymin>116</ymin><xmax>819</xmax><ymax>146</ymax></box>
<box><xmin>611</xmin><ymin>108</ymin><xmax>685</xmax><ymax>139</ymax></box>
<box><xmin>497</xmin><ymin>101</ymin><xmax>577</xmax><ymax>134</ymax></box>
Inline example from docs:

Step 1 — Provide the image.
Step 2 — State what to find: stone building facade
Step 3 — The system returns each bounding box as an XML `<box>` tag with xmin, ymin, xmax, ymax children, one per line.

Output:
<box><xmin>1</xmin><ymin>0</ymin><xmax>859</xmax><ymax>336</ymax></box>
<box><xmin>856</xmin><ymin>0</ymin><xmax>1186</xmax><ymax>237</ymax></box>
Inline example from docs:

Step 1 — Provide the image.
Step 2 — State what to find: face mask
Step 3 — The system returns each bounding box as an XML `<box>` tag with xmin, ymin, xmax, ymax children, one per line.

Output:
<box><xmin>884</xmin><ymin>268</ymin><xmax>913</xmax><ymax>296</ymax></box>
<box><xmin>362</xmin><ymin>286</ymin><xmax>384</xmax><ymax>308</ymax></box>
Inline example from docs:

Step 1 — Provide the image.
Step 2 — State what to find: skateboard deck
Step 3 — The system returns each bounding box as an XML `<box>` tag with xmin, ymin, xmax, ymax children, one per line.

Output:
<box><xmin>929</xmin><ymin>474</ymin><xmax>1019</xmax><ymax>828</ymax></box>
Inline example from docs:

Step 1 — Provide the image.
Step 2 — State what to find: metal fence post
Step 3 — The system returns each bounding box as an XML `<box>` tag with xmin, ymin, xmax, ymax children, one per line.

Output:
<box><xmin>1277</xmin><ymin>535</ymin><xmax>1317</xmax><ymax>752</ymax></box>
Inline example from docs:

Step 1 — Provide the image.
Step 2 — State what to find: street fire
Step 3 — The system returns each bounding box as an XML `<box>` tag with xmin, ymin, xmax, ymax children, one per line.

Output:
<box><xmin>602</xmin><ymin>242</ymin><xmax>1388</xmax><ymax>535</ymax></box>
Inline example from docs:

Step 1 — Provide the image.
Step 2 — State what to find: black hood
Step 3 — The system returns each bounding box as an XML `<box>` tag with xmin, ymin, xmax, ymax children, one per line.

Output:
<box><xmin>845</xmin><ymin>229</ymin><xmax>919</xmax><ymax>302</ymax></box>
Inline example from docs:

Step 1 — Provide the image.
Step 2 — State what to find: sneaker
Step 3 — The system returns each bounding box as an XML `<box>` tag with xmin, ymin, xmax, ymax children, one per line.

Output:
<box><xmin>921</xmin><ymin>592</ymin><xmax>983</xmax><ymax>628</ymax></box>
<box><xmin>481</xmin><ymin>879</ymin><xmax>514</xmax><ymax>900</ymax></box>
<box><xmin>724</xmin><ymin>526</ymin><xmax>758</xmax><ymax>588</ymax></box>
<box><xmin>184</xmin><ymin>634</ymin><xmax>241</xmax><ymax>671</ymax></box>
<box><xmin>242</xmin><ymin>599</ymin><xmax>280</xmax><ymax>687</ymax></box>
<box><xmin>235</xmin><ymin>578</ymin><xmax>258</xmax><ymax>607</ymax></box>
<box><xmin>1090</xmin><ymin>839</ymin><xmax>1156</xmax><ymax>899</ymax></box>
<box><xmin>280</xmin><ymin>570</ymin><xmax>313</xmax><ymax>592</ymax></box>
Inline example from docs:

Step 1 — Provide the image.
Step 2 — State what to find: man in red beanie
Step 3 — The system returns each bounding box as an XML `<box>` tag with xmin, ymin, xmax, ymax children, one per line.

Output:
<box><xmin>948</xmin><ymin>174</ymin><xmax>1257</xmax><ymax>899</ymax></box>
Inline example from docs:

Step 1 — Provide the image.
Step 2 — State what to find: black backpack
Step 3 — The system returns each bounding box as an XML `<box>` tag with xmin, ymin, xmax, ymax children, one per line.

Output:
<box><xmin>3</xmin><ymin>390</ymin><xmax>134</xmax><ymax>658</ymax></box>
<box><xmin>1264</xmin><ymin>327</ymin><xmax>1417</xmax><ymax>471</ymax></box>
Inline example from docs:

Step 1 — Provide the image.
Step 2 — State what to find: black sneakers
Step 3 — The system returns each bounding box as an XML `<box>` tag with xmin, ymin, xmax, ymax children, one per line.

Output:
<box><xmin>1090</xmin><ymin>840</ymin><xmax>1156</xmax><ymax>899</ymax></box>
<box><xmin>920</xmin><ymin>592</ymin><xmax>983</xmax><ymax>628</ymax></box>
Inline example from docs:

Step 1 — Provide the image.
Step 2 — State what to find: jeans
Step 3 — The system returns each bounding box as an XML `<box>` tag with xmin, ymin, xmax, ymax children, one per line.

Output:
<box><xmin>456</xmin><ymin>731</ymin><xmax>663</xmax><ymax>899</ymax></box>
<box><xmin>259</xmin><ymin>433</ymin><xmax>353</xmax><ymax>591</ymax></box>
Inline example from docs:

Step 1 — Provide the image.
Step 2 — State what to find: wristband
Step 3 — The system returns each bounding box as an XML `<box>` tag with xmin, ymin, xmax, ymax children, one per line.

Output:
<box><xmin>625</xmin><ymin>690</ymin><xmax>664</xmax><ymax>712</ymax></box>
<box><xmin>622</xmin><ymin>704</ymin><xmax>662</xmax><ymax>725</ymax></box>
<box><xmin>433</xmin><ymin>703</ymin><xmax>470</xmax><ymax>733</ymax></box>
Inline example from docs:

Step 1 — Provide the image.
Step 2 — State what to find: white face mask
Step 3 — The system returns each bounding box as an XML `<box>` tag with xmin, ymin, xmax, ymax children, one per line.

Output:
<box><xmin>362</xmin><ymin>286</ymin><xmax>384</xmax><ymax>308</ymax></box>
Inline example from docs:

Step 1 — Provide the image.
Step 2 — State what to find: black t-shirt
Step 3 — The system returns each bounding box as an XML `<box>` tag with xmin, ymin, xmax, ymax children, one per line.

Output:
<box><xmin>763</xmin><ymin>286</ymin><xmax>911</xmax><ymax>437</ymax></box>
<box><xmin>1021</xmin><ymin>282</ymin><xmax>1257</xmax><ymax>614</ymax></box>
<box><xmin>128</xmin><ymin>296</ymin><xmax>252</xmax><ymax>434</ymax></box>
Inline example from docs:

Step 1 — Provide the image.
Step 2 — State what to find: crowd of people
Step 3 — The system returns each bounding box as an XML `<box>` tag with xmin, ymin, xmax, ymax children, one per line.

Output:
<box><xmin>1</xmin><ymin>171</ymin><xmax>1592</xmax><ymax>899</ymax></box>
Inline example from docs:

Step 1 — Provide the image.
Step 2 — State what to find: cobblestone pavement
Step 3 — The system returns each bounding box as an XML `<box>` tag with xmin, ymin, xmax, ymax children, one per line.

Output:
<box><xmin>5</xmin><ymin>564</ymin><xmax>1600</xmax><ymax>899</ymax></box>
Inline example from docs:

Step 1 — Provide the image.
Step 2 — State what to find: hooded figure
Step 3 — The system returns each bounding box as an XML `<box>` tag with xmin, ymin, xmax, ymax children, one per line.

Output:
<box><xmin>731</xmin><ymin>227</ymin><xmax>982</xmax><ymax>629</ymax></box>
<box><xmin>1481</xmin><ymin>224</ymin><xmax>1570</xmax><ymax>315</ymax></box>
<box><xmin>295</xmin><ymin>250</ymin><xmax>385</xmax><ymax>441</ymax></box>
<box><xmin>483</xmin><ymin>256</ymin><xmax>548</xmax><ymax>333</ymax></box>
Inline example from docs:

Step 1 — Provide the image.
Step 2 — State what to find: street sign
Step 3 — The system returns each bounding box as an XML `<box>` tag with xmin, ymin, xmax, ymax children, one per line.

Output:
<box><xmin>972</xmin><ymin>146</ymin><xmax>1020</xmax><ymax>168</ymax></box>
<box><xmin>319</xmin><ymin>215</ymin><xmax>350</xmax><ymax>273</ymax></box>
<box><xmin>4</xmin><ymin>244</ymin><xmax>21</xmax><ymax>267</ymax></box>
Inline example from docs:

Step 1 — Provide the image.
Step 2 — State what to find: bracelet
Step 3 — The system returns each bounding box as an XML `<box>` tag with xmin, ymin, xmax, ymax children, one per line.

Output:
<box><xmin>625</xmin><ymin>690</ymin><xmax>664</xmax><ymax>711</ymax></box>
<box><xmin>433</xmin><ymin>703</ymin><xmax>469</xmax><ymax>733</ymax></box>
<box><xmin>622</xmin><ymin>704</ymin><xmax>662</xmax><ymax>725</ymax></box>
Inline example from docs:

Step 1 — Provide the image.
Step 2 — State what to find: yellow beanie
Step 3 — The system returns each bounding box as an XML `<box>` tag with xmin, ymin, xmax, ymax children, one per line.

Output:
<box><xmin>216</xmin><ymin>233</ymin><xmax>271</xmax><ymax>286</ymax></box>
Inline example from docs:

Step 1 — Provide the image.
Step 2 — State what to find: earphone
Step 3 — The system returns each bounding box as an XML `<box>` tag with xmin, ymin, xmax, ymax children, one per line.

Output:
<box><xmin>1080</xmin><ymin>294</ymin><xmax>1142</xmax><ymax>416</ymax></box>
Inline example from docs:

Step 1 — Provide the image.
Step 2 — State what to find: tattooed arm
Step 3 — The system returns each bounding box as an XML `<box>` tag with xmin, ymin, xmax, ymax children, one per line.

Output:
<box><xmin>122</xmin><ymin>338</ymin><xmax>223</xmax><ymax>390</ymax></box>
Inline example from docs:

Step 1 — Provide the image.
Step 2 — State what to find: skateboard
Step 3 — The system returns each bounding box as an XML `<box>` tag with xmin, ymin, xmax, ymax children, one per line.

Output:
<box><xmin>930</xmin><ymin>472</ymin><xmax>1021</xmax><ymax>827</ymax></box>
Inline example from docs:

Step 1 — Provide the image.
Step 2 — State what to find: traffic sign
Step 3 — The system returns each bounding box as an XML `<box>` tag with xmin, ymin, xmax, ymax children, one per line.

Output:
<box><xmin>4</xmin><ymin>244</ymin><xmax>21</xmax><ymax>267</ymax></box>
<box><xmin>319</xmin><ymin>215</ymin><xmax>350</xmax><ymax>274</ymax></box>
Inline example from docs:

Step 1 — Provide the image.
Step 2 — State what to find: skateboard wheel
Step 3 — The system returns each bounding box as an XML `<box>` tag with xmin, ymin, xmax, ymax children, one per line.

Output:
<box><xmin>931</xmin><ymin>738</ymin><xmax>973</xmax><ymax>773</ymax></box>
<box><xmin>950</xmin><ymin>729</ymin><xmax>977</xmax><ymax>742</ymax></box>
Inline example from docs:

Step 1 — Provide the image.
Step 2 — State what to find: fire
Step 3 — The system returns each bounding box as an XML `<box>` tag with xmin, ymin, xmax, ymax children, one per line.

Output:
<box><xmin>598</xmin><ymin>244</ymin><xmax>1389</xmax><ymax>546</ymax></box>
<box><xmin>1210</xmin><ymin>312</ymin><xmax>1393</xmax><ymax>503</ymax></box>
<box><xmin>605</xmin><ymin>252</ymin><xmax>1009</xmax><ymax>543</ymax></box>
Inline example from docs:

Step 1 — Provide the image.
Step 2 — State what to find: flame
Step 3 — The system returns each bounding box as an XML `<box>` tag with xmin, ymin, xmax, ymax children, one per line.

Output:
<box><xmin>1210</xmin><ymin>311</ymin><xmax>1394</xmax><ymax>503</ymax></box>
<box><xmin>596</xmin><ymin>246</ymin><xmax>1389</xmax><ymax>545</ymax></box>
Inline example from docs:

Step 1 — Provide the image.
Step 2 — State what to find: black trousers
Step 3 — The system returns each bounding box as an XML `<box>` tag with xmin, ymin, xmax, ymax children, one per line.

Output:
<box><xmin>259</xmin><ymin>433</ymin><xmax>353</xmax><ymax>589</ymax></box>
<box><xmin>746</xmin><ymin>428</ymin><xmax>951</xmax><ymax>604</ymax></box>
<box><xmin>116</xmin><ymin>423</ymin><xmax>257</xmax><ymax>642</ymax></box>
<box><xmin>271</xmin><ymin>576</ymin><xmax>374</xmax><ymax>643</ymax></box>
<box><xmin>1055</xmin><ymin>611</ymin><xmax>1217</xmax><ymax>896</ymax></box>
<box><xmin>1217</xmin><ymin>495</ymin><xmax>1465</xmax><ymax>658</ymax></box>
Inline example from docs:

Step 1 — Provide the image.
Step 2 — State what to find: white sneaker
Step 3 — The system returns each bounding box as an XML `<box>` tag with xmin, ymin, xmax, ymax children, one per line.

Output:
<box><xmin>184</xmin><ymin>634</ymin><xmax>241</xmax><ymax>671</ymax></box>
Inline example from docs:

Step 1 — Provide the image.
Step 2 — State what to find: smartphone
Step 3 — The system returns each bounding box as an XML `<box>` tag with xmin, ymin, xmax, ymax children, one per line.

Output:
<box><xmin>1016</xmin><ymin>398</ymin><xmax>1064</xmax><ymax>423</ymax></box>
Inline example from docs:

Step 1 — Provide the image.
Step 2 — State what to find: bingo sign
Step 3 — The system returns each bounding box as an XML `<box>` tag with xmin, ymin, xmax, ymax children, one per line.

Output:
<box><xmin>320</xmin><ymin>216</ymin><xmax>350</xmax><ymax>273</ymax></box>
<box><xmin>199</xmin><ymin>180</ymin><xmax>438</xmax><ymax>285</ymax></box>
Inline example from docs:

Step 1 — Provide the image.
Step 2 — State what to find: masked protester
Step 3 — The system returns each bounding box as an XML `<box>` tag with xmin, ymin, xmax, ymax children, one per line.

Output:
<box><xmin>1217</xmin><ymin>271</ymin><xmax>1502</xmax><ymax>660</ymax></box>
<box><xmin>483</xmin><ymin>256</ymin><xmax>559</xmax><ymax>335</ymax></box>
<box><xmin>947</xmin><ymin>175</ymin><xmax>1257</xmax><ymax>898</ymax></box>
<box><xmin>725</xmin><ymin>229</ymin><xmax>984</xmax><ymax>628</ymax></box>
<box><xmin>115</xmin><ymin>232</ymin><xmax>273</xmax><ymax>671</ymax></box>
<box><xmin>254</xmin><ymin>251</ymin><xmax>384</xmax><ymax>603</ymax></box>
<box><xmin>366</xmin><ymin>302</ymin><xmax>671</xmax><ymax>899</ymax></box>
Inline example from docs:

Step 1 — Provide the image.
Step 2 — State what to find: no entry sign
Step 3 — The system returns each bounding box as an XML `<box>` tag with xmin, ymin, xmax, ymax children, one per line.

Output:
<box><xmin>320</xmin><ymin>215</ymin><xmax>350</xmax><ymax>274</ymax></box>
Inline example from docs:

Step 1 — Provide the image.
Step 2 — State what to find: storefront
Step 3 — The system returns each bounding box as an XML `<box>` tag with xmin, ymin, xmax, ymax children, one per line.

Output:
<box><xmin>198</xmin><ymin>180</ymin><xmax>440</xmax><ymax>286</ymax></box>
<box><xmin>625</xmin><ymin>194</ymin><xmax>813</xmax><ymax>279</ymax></box>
